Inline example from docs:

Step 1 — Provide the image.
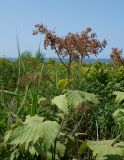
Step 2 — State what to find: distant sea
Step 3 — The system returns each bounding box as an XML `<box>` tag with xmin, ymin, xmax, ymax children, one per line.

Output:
<box><xmin>8</xmin><ymin>58</ymin><xmax>112</xmax><ymax>63</ymax></box>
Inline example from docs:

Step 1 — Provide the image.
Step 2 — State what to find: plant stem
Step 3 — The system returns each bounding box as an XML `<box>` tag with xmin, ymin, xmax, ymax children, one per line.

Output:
<box><xmin>96</xmin><ymin>120</ymin><xmax>99</xmax><ymax>141</ymax></box>
<box><xmin>53</xmin><ymin>138</ymin><xmax>57</xmax><ymax>160</ymax></box>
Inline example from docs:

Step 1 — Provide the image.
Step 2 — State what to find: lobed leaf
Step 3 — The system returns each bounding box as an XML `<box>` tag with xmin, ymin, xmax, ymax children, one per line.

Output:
<box><xmin>9</xmin><ymin>115</ymin><xmax>60</xmax><ymax>151</ymax></box>
<box><xmin>113</xmin><ymin>91</ymin><xmax>124</xmax><ymax>104</ymax></box>
<box><xmin>65</xmin><ymin>90</ymin><xmax>99</xmax><ymax>109</ymax></box>
<box><xmin>87</xmin><ymin>140</ymin><xmax>124</xmax><ymax>160</ymax></box>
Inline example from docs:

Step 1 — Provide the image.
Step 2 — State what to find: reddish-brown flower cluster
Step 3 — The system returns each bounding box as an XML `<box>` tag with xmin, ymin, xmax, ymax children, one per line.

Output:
<box><xmin>110</xmin><ymin>48</ymin><xmax>124</xmax><ymax>65</ymax></box>
<box><xmin>33</xmin><ymin>23</ymin><xmax>107</xmax><ymax>61</ymax></box>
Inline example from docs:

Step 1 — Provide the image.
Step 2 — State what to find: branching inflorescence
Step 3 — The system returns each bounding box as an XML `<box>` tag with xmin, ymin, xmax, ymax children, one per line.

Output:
<box><xmin>33</xmin><ymin>23</ymin><xmax>107</xmax><ymax>82</ymax></box>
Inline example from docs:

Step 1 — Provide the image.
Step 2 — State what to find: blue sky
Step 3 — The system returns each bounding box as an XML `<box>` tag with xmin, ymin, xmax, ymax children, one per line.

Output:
<box><xmin>0</xmin><ymin>0</ymin><xmax>124</xmax><ymax>58</ymax></box>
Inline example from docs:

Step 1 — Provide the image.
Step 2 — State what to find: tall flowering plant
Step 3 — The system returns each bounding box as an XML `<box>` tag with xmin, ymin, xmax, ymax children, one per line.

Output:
<box><xmin>33</xmin><ymin>23</ymin><xmax>107</xmax><ymax>83</ymax></box>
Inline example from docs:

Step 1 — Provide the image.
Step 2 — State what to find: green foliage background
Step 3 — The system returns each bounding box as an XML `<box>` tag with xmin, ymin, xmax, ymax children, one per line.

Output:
<box><xmin>0</xmin><ymin>57</ymin><xmax>124</xmax><ymax>159</ymax></box>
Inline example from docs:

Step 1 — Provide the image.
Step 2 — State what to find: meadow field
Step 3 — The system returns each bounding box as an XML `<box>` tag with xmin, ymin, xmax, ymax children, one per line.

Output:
<box><xmin>0</xmin><ymin>52</ymin><xmax>124</xmax><ymax>159</ymax></box>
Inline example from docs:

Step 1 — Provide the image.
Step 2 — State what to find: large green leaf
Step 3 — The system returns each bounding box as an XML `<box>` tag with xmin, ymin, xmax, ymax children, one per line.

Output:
<box><xmin>42</xmin><ymin>121</ymin><xmax>60</xmax><ymax>150</ymax></box>
<box><xmin>87</xmin><ymin>140</ymin><xmax>124</xmax><ymax>160</ymax></box>
<box><xmin>10</xmin><ymin>115</ymin><xmax>60</xmax><ymax>151</ymax></box>
<box><xmin>52</xmin><ymin>95</ymin><xmax>68</xmax><ymax>114</ymax></box>
<box><xmin>113</xmin><ymin>91</ymin><xmax>124</xmax><ymax>104</ymax></box>
<box><xmin>113</xmin><ymin>109</ymin><xmax>124</xmax><ymax>133</ymax></box>
<box><xmin>65</xmin><ymin>90</ymin><xmax>99</xmax><ymax>109</ymax></box>
<box><xmin>52</xmin><ymin>90</ymin><xmax>98</xmax><ymax>114</ymax></box>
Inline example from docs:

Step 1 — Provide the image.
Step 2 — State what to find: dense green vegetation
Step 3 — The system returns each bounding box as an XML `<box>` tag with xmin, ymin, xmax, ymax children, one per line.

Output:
<box><xmin>0</xmin><ymin>55</ymin><xmax>124</xmax><ymax>159</ymax></box>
